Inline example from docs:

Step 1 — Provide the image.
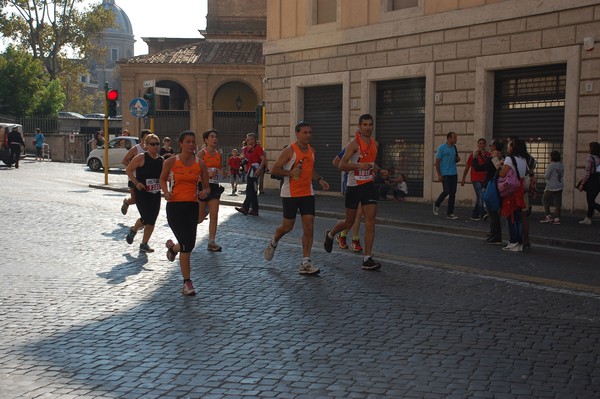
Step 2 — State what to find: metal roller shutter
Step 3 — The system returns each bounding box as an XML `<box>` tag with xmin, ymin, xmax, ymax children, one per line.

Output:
<box><xmin>376</xmin><ymin>78</ymin><xmax>426</xmax><ymax>197</ymax></box>
<box><xmin>303</xmin><ymin>85</ymin><xmax>343</xmax><ymax>192</ymax></box>
<box><xmin>493</xmin><ymin>64</ymin><xmax>566</xmax><ymax>204</ymax></box>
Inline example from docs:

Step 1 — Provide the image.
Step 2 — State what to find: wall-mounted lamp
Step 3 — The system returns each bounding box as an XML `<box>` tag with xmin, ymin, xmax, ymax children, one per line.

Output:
<box><xmin>235</xmin><ymin>95</ymin><xmax>242</xmax><ymax>110</ymax></box>
<box><xmin>583</xmin><ymin>37</ymin><xmax>594</xmax><ymax>51</ymax></box>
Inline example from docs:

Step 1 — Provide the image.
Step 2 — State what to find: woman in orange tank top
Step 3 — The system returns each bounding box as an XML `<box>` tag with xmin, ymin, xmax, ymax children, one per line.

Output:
<box><xmin>197</xmin><ymin>129</ymin><xmax>226</xmax><ymax>252</ymax></box>
<box><xmin>159</xmin><ymin>131</ymin><xmax>210</xmax><ymax>296</ymax></box>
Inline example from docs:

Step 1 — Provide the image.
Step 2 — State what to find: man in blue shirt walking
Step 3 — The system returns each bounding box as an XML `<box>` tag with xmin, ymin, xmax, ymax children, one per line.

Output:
<box><xmin>433</xmin><ymin>131</ymin><xmax>460</xmax><ymax>219</ymax></box>
<box><xmin>34</xmin><ymin>128</ymin><xmax>45</xmax><ymax>161</ymax></box>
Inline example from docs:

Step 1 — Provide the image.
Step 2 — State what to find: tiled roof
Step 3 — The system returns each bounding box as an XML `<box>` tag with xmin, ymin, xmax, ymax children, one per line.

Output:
<box><xmin>123</xmin><ymin>40</ymin><xmax>264</xmax><ymax>65</ymax></box>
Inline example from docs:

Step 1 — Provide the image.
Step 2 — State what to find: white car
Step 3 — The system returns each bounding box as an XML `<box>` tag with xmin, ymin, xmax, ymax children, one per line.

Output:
<box><xmin>83</xmin><ymin>113</ymin><xmax>105</xmax><ymax>119</ymax></box>
<box><xmin>58</xmin><ymin>111</ymin><xmax>85</xmax><ymax>119</ymax></box>
<box><xmin>86</xmin><ymin>136</ymin><xmax>139</xmax><ymax>171</ymax></box>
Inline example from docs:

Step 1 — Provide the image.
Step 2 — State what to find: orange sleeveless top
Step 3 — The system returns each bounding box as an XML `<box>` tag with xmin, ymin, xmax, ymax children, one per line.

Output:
<box><xmin>348</xmin><ymin>136</ymin><xmax>377</xmax><ymax>186</ymax></box>
<box><xmin>199</xmin><ymin>150</ymin><xmax>221</xmax><ymax>184</ymax></box>
<box><xmin>170</xmin><ymin>155</ymin><xmax>201</xmax><ymax>202</ymax></box>
<box><xmin>280</xmin><ymin>143</ymin><xmax>314</xmax><ymax>198</ymax></box>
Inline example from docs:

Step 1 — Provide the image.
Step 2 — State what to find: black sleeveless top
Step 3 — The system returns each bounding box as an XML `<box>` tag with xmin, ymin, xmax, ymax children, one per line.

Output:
<box><xmin>136</xmin><ymin>153</ymin><xmax>164</xmax><ymax>194</ymax></box>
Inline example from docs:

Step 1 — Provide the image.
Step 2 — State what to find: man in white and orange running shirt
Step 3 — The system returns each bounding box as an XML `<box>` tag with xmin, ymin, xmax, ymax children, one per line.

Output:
<box><xmin>323</xmin><ymin>114</ymin><xmax>382</xmax><ymax>271</ymax></box>
<box><xmin>263</xmin><ymin>121</ymin><xmax>330</xmax><ymax>275</ymax></box>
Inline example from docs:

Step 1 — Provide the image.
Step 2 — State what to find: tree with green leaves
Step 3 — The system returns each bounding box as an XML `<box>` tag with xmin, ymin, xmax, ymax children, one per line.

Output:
<box><xmin>0</xmin><ymin>0</ymin><xmax>116</xmax><ymax>80</ymax></box>
<box><xmin>0</xmin><ymin>46</ymin><xmax>65</xmax><ymax>116</ymax></box>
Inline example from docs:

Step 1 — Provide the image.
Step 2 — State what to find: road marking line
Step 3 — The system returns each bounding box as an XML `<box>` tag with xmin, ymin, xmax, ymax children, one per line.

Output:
<box><xmin>377</xmin><ymin>252</ymin><xmax>600</xmax><ymax>299</ymax></box>
<box><xmin>218</xmin><ymin>222</ymin><xmax>600</xmax><ymax>299</ymax></box>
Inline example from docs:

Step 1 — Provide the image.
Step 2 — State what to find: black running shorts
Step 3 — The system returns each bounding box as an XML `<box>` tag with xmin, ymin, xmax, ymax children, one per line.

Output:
<box><xmin>345</xmin><ymin>181</ymin><xmax>378</xmax><ymax>209</ymax></box>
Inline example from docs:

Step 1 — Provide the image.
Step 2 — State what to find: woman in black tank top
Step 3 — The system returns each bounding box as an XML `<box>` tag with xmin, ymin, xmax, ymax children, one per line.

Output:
<box><xmin>124</xmin><ymin>134</ymin><xmax>164</xmax><ymax>253</ymax></box>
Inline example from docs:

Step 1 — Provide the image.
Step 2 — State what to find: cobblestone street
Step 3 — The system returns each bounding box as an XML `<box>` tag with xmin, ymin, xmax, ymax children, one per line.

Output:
<box><xmin>1</xmin><ymin>161</ymin><xmax>599</xmax><ymax>398</ymax></box>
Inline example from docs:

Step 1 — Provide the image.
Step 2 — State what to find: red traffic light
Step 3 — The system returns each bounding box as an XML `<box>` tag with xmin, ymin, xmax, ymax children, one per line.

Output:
<box><xmin>106</xmin><ymin>89</ymin><xmax>119</xmax><ymax>101</ymax></box>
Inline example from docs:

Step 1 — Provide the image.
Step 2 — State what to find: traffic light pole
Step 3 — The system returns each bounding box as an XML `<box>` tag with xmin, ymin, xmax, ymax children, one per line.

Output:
<box><xmin>261</xmin><ymin>100</ymin><xmax>266</xmax><ymax>147</ymax></box>
<box><xmin>104</xmin><ymin>82</ymin><xmax>109</xmax><ymax>185</ymax></box>
<box><xmin>143</xmin><ymin>90</ymin><xmax>155</xmax><ymax>133</ymax></box>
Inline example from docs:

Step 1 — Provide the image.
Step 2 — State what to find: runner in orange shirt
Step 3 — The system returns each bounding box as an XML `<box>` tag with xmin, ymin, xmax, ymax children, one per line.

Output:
<box><xmin>197</xmin><ymin>129</ymin><xmax>226</xmax><ymax>252</ymax></box>
<box><xmin>323</xmin><ymin>114</ymin><xmax>382</xmax><ymax>271</ymax></box>
<box><xmin>263</xmin><ymin>121</ymin><xmax>329</xmax><ymax>275</ymax></box>
<box><xmin>159</xmin><ymin>131</ymin><xmax>210</xmax><ymax>296</ymax></box>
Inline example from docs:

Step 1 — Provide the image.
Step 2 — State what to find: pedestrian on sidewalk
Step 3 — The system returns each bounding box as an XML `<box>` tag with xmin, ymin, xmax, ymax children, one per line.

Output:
<box><xmin>257</xmin><ymin>140</ymin><xmax>267</xmax><ymax>195</ymax></box>
<box><xmin>235</xmin><ymin>133</ymin><xmax>266</xmax><ymax>216</ymax></box>
<box><xmin>34</xmin><ymin>128</ymin><xmax>45</xmax><ymax>161</ymax></box>
<box><xmin>124</xmin><ymin>133</ymin><xmax>164</xmax><ymax>253</ymax></box>
<box><xmin>239</xmin><ymin>140</ymin><xmax>248</xmax><ymax>184</ymax></box>
<box><xmin>323</xmin><ymin>114</ymin><xmax>382</xmax><ymax>271</ymax></box>
<box><xmin>392</xmin><ymin>173</ymin><xmax>408</xmax><ymax>201</ymax></box>
<box><xmin>7</xmin><ymin>126</ymin><xmax>24</xmax><ymax>168</ymax></box>
<box><xmin>540</xmin><ymin>150</ymin><xmax>564</xmax><ymax>225</ymax></box>
<box><xmin>577</xmin><ymin>141</ymin><xmax>600</xmax><ymax>225</ymax></box>
<box><xmin>121</xmin><ymin>129</ymin><xmax>151</xmax><ymax>215</ymax></box>
<box><xmin>374</xmin><ymin>168</ymin><xmax>394</xmax><ymax>200</ymax></box>
<box><xmin>472</xmin><ymin>139</ymin><xmax>504</xmax><ymax>245</ymax></box>
<box><xmin>461</xmin><ymin>138</ymin><xmax>490</xmax><ymax>220</ymax></box>
<box><xmin>521</xmin><ymin>140</ymin><xmax>537</xmax><ymax>250</ymax></box>
<box><xmin>499</xmin><ymin>138</ymin><xmax>527</xmax><ymax>252</ymax></box>
<box><xmin>264</xmin><ymin>121</ymin><xmax>329</xmax><ymax>275</ymax></box>
<box><xmin>433</xmin><ymin>131</ymin><xmax>460</xmax><ymax>220</ymax></box>
<box><xmin>196</xmin><ymin>129</ymin><xmax>226</xmax><ymax>252</ymax></box>
<box><xmin>160</xmin><ymin>131</ymin><xmax>210</xmax><ymax>296</ymax></box>
<box><xmin>227</xmin><ymin>148</ymin><xmax>241</xmax><ymax>195</ymax></box>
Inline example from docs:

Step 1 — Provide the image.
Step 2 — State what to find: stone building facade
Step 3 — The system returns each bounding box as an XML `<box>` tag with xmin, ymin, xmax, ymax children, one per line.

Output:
<box><xmin>117</xmin><ymin>0</ymin><xmax>266</xmax><ymax>154</ymax></box>
<box><xmin>262</xmin><ymin>0</ymin><xmax>600</xmax><ymax>211</ymax></box>
<box><xmin>92</xmin><ymin>0</ymin><xmax>134</xmax><ymax>92</ymax></box>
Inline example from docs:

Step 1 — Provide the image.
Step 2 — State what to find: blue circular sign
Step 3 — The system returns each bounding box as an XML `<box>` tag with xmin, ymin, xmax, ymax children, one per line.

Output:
<box><xmin>129</xmin><ymin>98</ymin><xmax>149</xmax><ymax>118</ymax></box>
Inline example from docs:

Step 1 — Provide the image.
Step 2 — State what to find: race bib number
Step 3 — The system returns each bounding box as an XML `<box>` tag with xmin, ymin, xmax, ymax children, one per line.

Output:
<box><xmin>145</xmin><ymin>178</ymin><xmax>161</xmax><ymax>194</ymax></box>
<box><xmin>354</xmin><ymin>168</ymin><xmax>373</xmax><ymax>182</ymax></box>
<box><xmin>208</xmin><ymin>167</ymin><xmax>219</xmax><ymax>184</ymax></box>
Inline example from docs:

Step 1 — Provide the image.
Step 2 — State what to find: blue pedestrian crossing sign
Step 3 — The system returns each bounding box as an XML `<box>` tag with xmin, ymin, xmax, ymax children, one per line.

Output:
<box><xmin>129</xmin><ymin>97</ymin><xmax>149</xmax><ymax>118</ymax></box>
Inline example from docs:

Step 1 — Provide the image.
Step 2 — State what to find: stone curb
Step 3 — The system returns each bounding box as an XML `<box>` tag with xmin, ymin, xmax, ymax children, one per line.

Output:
<box><xmin>90</xmin><ymin>183</ymin><xmax>600</xmax><ymax>254</ymax></box>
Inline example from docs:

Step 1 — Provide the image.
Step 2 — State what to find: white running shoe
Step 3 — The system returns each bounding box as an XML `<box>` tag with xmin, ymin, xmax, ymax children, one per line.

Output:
<box><xmin>299</xmin><ymin>260</ymin><xmax>320</xmax><ymax>275</ymax></box>
<box><xmin>264</xmin><ymin>240</ymin><xmax>277</xmax><ymax>261</ymax></box>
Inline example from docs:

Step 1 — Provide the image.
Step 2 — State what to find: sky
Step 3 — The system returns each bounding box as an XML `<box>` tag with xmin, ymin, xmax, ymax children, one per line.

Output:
<box><xmin>0</xmin><ymin>0</ymin><xmax>208</xmax><ymax>56</ymax></box>
<box><xmin>116</xmin><ymin>0</ymin><xmax>208</xmax><ymax>55</ymax></box>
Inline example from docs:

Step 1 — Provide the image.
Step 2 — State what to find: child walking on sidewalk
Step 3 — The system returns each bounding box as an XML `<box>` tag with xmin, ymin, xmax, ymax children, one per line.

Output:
<box><xmin>539</xmin><ymin>150</ymin><xmax>564</xmax><ymax>225</ymax></box>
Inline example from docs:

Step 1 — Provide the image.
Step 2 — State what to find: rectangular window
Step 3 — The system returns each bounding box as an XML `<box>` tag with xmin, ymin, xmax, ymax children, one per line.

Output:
<box><xmin>111</xmin><ymin>48</ymin><xmax>118</xmax><ymax>61</ymax></box>
<box><xmin>391</xmin><ymin>0</ymin><xmax>418</xmax><ymax>10</ymax></box>
<box><xmin>381</xmin><ymin>0</ymin><xmax>422</xmax><ymax>21</ymax></box>
<box><xmin>315</xmin><ymin>0</ymin><xmax>336</xmax><ymax>25</ymax></box>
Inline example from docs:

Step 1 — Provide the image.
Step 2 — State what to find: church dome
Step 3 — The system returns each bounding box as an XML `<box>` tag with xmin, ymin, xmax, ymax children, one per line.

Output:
<box><xmin>102</xmin><ymin>0</ymin><xmax>133</xmax><ymax>36</ymax></box>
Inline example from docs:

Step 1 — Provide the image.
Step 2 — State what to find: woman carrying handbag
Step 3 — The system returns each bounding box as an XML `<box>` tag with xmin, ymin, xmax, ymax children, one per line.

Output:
<box><xmin>577</xmin><ymin>141</ymin><xmax>600</xmax><ymax>225</ymax></box>
<box><xmin>498</xmin><ymin>139</ymin><xmax>528</xmax><ymax>252</ymax></box>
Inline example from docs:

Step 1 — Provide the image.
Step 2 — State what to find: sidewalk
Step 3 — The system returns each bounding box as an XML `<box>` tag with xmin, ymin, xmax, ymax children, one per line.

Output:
<box><xmin>91</xmin><ymin>182</ymin><xmax>600</xmax><ymax>253</ymax></box>
<box><xmin>221</xmin><ymin>185</ymin><xmax>600</xmax><ymax>254</ymax></box>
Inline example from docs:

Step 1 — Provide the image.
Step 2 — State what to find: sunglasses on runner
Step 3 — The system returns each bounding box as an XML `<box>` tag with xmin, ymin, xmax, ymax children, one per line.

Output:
<box><xmin>147</xmin><ymin>142</ymin><xmax>160</xmax><ymax>146</ymax></box>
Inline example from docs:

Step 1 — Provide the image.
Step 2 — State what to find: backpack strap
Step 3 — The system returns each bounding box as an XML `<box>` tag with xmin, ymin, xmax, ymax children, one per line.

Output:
<box><xmin>509</xmin><ymin>155</ymin><xmax>521</xmax><ymax>179</ymax></box>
